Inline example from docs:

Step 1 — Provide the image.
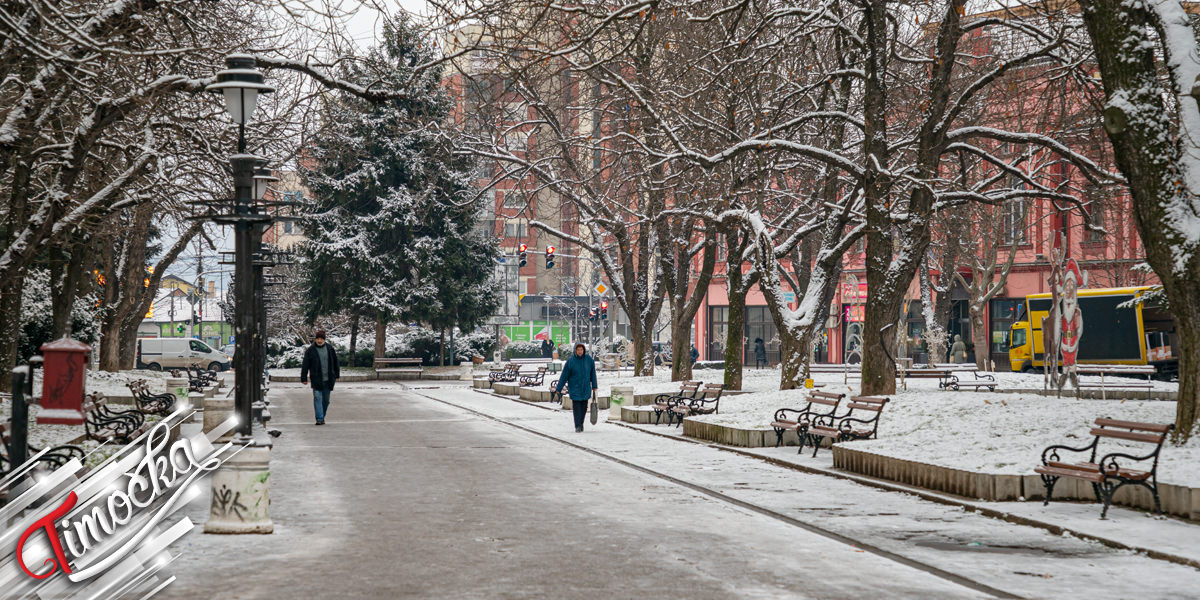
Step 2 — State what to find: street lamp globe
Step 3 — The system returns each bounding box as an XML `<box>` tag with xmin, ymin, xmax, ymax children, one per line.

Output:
<box><xmin>205</xmin><ymin>54</ymin><xmax>275</xmax><ymax>125</ymax></box>
<box><xmin>253</xmin><ymin>168</ymin><xmax>279</xmax><ymax>201</ymax></box>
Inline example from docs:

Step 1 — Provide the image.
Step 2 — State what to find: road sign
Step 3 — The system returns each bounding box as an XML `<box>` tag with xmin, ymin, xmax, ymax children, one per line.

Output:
<box><xmin>593</xmin><ymin>282</ymin><xmax>608</xmax><ymax>296</ymax></box>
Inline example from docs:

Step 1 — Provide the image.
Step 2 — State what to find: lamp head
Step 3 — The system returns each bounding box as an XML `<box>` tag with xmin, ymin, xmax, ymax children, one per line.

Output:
<box><xmin>205</xmin><ymin>54</ymin><xmax>275</xmax><ymax>125</ymax></box>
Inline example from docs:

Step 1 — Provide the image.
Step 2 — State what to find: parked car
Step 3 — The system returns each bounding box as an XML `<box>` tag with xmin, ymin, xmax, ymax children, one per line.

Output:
<box><xmin>137</xmin><ymin>337</ymin><xmax>231</xmax><ymax>372</ymax></box>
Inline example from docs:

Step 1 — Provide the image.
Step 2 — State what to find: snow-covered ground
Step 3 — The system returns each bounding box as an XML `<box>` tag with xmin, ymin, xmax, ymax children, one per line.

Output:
<box><xmin>594</xmin><ymin>365</ymin><xmax>784</xmax><ymax>396</ymax></box>
<box><xmin>678</xmin><ymin>371</ymin><xmax>1194</xmax><ymax>488</ymax></box>
<box><xmin>3</xmin><ymin>369</ymin><xmax>174</xmax><ymax>460</ymax></box>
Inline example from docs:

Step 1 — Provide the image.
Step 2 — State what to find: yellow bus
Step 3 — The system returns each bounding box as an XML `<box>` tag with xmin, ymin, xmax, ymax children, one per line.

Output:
<box><xmin>1008</xmin><ymin>285</ymin><xmax>1177</xmax><ymax>375</ymax></box>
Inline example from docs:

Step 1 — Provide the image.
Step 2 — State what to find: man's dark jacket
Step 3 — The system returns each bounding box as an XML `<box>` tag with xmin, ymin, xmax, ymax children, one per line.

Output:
<box><xmin>300</xmin><ymin>343</ymin><xmax>341</xmax><ymax>391</ymax></box>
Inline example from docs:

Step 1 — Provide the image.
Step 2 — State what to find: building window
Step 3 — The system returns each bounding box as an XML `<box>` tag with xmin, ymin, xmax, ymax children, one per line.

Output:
<box><xmin>1087</xmin><ymin>206</ymin><xmax>1106</xmax><ymax>243</ymax></box>
<box><xmin>1002</xmin><ymin>200</ymin><xmax>1028</xmax><ymax>244</ymax></box>
<box><xmin>283</xmin><ymin>221</ymin><xmax>293</xmax><ymax>234</ymax></box>
<box><xmin>504</xmin><ymin>221</ymin><xmax>528</xmax><ymax>239</ymax></box>
<box><xmin>502</xmin><ymin>190</ymin><xmax>525</xmax><ymax>208</ymax></box>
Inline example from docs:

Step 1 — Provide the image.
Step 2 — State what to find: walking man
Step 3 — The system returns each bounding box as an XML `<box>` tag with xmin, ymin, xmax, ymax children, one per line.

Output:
<box><xmin>300</xmin><ymin>330</ymin><xmax>340</xmax><ymax>425</ymax></box>
<box><xmin>554</xmin><ymin>343</ymin><xmax>598</xmax><ymax>432</ymax></box>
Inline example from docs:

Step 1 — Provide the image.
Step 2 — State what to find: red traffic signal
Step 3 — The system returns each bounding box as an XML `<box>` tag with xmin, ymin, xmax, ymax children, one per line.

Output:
<box><xmin>545</xmin><ymin>246</ymin><xmax>556</xmax><ymax>269</ymax></box>
<box><xmin>519</xmin><ymin>243</ymin><xmax>527</xmax><ymax>252</ymax></box>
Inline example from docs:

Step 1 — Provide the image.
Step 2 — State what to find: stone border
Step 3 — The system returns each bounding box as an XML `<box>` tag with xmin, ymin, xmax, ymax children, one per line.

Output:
<box><xmin>680</xmin><ymin>418</ymin><xmax>803</xmax><ymax>448</ymax></box>
<box><xmin>270</xmin><ymin>373</ymin><xmax>373</xmax><ymax>383</ymax></box>
<box><xmin>832</xmin><ymin>445</ymin><xmax>1199</xmax><ymax>520</ymax></box>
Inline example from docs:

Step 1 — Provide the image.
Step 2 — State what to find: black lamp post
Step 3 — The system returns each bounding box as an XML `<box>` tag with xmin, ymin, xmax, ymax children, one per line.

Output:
<box><xmin>206</xmin><ymin>54</ymin><xmax>274</xmax><ymax>439</ymax></box>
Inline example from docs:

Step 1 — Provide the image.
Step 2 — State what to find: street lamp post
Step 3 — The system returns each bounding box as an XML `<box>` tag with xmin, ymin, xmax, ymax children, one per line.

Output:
<box><xmin>202</xmin><ymin>53</ymin><xmax>275</xmax><ymax>534</ymax></box>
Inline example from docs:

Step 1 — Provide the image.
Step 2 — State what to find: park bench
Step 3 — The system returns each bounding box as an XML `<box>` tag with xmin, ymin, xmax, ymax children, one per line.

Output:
<box><xmin>651</xmin><ymin>381</ymin><xmax>701</xmax><ymax>425</ymax></box>
<box><xmin>770</xmin><ymin>391</ymin><xmax>845</xmax><ymax>447</ymax></box>
<box><xmin>1</xmin><ymin>420</ymin><xmax>85</xmax><ymax>471</ymax></box>
<box><xmin>800</xmin><ymin>396</ymin><xmax>889</xmax><ymax>457</ymax></box>
<box><xmin>128</xmin><ymin>380</ymin><xmax>176</xmax><ymax>415</ymax></box>
<box><xmin>490</xmin><ymin>363</ymin><xmax>520</xmax><ymax>384</ymax></box>
<box><xmin>668</xmin><ymin>383</ymin><xmax>726</xmax><ymax>427</ymax></box>
<box><xmin>942</xmin><ymin>372</ymin><xmax>998</xmax><ymax>392</ymax></box>
<box><xmin>82</xmin><ymin>394</ymin><xmax>147</xmax><ymax>444</ymax></box>
<box><xmin>1034</xmin><ymin>418</ymin><xmax>1173</xmax><ymax>518</ymax></box>
<box><xmin>375</xmin><ymin>358</ymin><xmax>424</xmax><ymax>378</ymax></box>
<box><xmin>898</xmin><ymin>368</ymin><xmax>952</xmax><ymax>386</ymax></box>
<box><xmin>1074</xmin><ymin>365</ymin><xmax>1156</xmax><ymax>400</ymax></box>
<box><xmin>519</xmin><ymin>366</ymin><xmax>548</xmax><ymax>387</ymax></box>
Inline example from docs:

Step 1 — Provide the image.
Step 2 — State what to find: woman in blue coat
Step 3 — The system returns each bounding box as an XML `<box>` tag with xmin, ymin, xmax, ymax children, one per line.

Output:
<box><xmin>555</xmin><ymin>343</ymin><xmax>598</xmax><ymax>432</ymax></box>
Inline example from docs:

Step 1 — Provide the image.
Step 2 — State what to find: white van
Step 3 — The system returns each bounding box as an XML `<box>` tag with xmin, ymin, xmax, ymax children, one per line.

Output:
<box><xmin>137</xmin><ymin>338</ymin><xmax>231</xmax><ymax>372</ymax></box>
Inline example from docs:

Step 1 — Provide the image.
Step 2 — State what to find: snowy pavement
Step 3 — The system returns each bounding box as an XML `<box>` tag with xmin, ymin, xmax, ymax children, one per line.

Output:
<box><xmin>414</xmin><ymin>383</ymin><xmax>1200</xmax><ymax>598</ymax></box>
<box><xmin>160</xmin><ymin>381</ymin><xmax>989</xmax><ymax>599</ymax></box>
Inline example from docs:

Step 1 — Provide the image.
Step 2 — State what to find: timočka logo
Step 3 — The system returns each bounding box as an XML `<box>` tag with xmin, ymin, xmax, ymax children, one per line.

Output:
<box><xmin>0</xmin><ymin>409</ymin><xmax>243</xmax><ymax>599</ymax></box>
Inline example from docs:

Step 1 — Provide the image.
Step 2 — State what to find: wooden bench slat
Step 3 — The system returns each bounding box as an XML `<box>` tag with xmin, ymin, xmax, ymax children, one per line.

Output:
<box><xmin>845</xmin><ymin>402</ymin><xmax>885</xmax><ymax>411</ymax></box>
<box><xmin>1090</xmin><ymin>428</ymin><xmax>1166</xmax><ymax>444</ymax></box>
<box><xmin>1035</xmin><ymin>465</ymin><xmax>1105</xmax><ymax>483</ymax></box>
<box><xmin>1094</xmin><ymin>418</ymin><xmax>1172</xmax><ymax>433</ymax></box>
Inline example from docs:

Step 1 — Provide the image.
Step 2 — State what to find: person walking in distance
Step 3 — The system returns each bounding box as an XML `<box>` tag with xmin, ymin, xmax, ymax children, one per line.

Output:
<box><xmin>754</xmin><ymin>337</ymin><xmax>767</xmax><ymax>369</ymax></box>
<box><xmin>554</xmin><ymin>343</ymin><xmax>598</xmax><ymax>432</ymax></box>
<box><xmin>300</xmin><ymin>330</ymin><xmax>340</xmax><ymax>425</ymax></box>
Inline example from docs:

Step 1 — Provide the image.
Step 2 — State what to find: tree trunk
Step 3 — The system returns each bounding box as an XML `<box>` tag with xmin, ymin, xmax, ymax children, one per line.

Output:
<box><xmin>118</xmin><ymin>317</ymin><xmax>141</xmax><ymax>369</ymax></box>
<box><xmin>778</xmin><ymin>328</ymin><xmax>805</xmax><ymax>390</ymax></box>
<box><xmin>629</xmin><ymin>321</ymin><xmax>651</xmax><ymax>376</ymax></box>
<box><xmin>51</xmin><ymin>240</ymin><xmax>88</xmax><ymax>339</ymax></box>
<box><xmin>348</xmin><ymin>312</ymin><xmax>360</xmax><ymax>368</ymax></box>
<box><xmin>99</xmin><ymin>317</ymin><xmax>122</xmax><ymax>371</ymax></box>
<box><xmin>0</xmin><ymin>275</ymin><xmax>24</xmax><ymax>392</ymax></box>
<box><xmin>439</xmin><ymin>328</ymin><xmax>446</xmax><ymax>367</ymax></box>
<box><xmin>670</xmin><ymin>318</ymin><xmax>692</xmax><ymax>382</ymax></box>
<box><xmin>1174</xmin><ymin>305</ymin><xmax>1199</xmax><ymax>440</ymax></box>
<box><xmin>1076</xmin><ymin>0</ymin><xmax>1200</xmax><ymax>441</ymax></box>
<box><xmin>861</xmin><ymin>290</ymin><xmax>902</xmax><ymax>395</ymax></box>
<box><xmin>971</xmin><ymin>305</ymin><xmax>988</xmax><ymax>371</ymax></box>
<box><xmin>374</xmin><ymin>313</ymin><xmax>387</xmax><ymax>362</ymax></box>
<box><xmin>723</xmin><ymin>278</ymin><xmax>747</xmax><ymax>390</ymax></box>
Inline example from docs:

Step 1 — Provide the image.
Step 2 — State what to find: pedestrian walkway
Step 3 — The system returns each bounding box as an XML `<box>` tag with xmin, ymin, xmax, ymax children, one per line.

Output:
<box><xmin>413</xmin><ymin>384</ymin><xmax>1200</xmax><ymax>599</ymax></box>
<box><xmin>160</xmin><ymin>382</ymin><xmax>987</xmax><ymax>599</ymax></box>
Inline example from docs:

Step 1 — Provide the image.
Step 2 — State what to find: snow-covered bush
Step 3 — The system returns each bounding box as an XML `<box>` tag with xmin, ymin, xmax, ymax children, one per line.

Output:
<box><xmin>503</xmin><ymin>340</ymin><xmax>542</xmax><ymax>359</ymax></box>
<box><xmin>19</xmin><ymin>269</ymin><xmax>99</xmax><ymax>362</ymax></box>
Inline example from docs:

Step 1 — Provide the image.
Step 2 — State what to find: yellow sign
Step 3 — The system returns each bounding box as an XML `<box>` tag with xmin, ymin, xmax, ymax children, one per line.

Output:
<box><xmin>594</xmin><ymin>283</ymin><xmax>608</xmax><ymax>296</ymax></box>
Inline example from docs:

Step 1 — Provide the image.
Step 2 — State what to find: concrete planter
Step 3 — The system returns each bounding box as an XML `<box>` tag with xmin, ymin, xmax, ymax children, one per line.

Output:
<box><xmin>519</xmin><ymin>386</ymin><xmax>554</xmax><ymax>402</ymax></box>
<box><xmin>561</xmin><ymin>394</ymin><xmax>608</xmax><ymax>410</ymax></box>
<box><xmin>493</xmin><ymin>382</ymin><xmax>520</xmax><ymax>396</ymax></box>
<box><xmin>620</xmin><ymin>407</ymin><xmax>656</xmax><ymax>424</ymax></box>
<box><xmin>682</xmin><ymin>420</ymin><xmax>773</xmax><ymax>448</ymax></box>
<box><xmin>832</xmin><ymin>445</ymin><xmax>1199</xmax><ymax>519</ymax></box>
<box><xmin>472</xmin><ymin>377</ymin><xmax>491</xmax><ymax>389</ymax></box>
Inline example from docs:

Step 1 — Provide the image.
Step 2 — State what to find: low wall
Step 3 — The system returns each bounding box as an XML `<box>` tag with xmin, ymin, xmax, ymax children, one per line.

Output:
<box><xmin>832</xmin><ymin>446</ymin><xmax>1199</xmax><ymax>520</ymax></box>
<box><xmin>493</xmin><ymin>382</ymin><xmax>520</xmax><ymax>396</ymax></box>
<box><xmin>472</xmin><ymin>378</ymin><xmax>491</xmax><ymax>389</ymax></box>
<box><xmin>270</xmin><ymin>373</ymin><xmax>373</xmax><ymax>383</ymax></box>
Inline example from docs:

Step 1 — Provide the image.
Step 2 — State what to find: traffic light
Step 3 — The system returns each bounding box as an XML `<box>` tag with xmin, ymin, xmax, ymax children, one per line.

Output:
<box><xmin>546</xmin><ymin>246</ymin><xmax>555</xmax><ymax>269</ymax></box>
<box><xmin>589</xmin><ymin>308</ymin><xmax>597</xmax><ymax>321</ymax></box>
<box><xmin>600</xmin><ymin>300</ymin><xmax>608</xmax><ymax>320</ymax></box>
<box><xmin>519</xmin><ymin>243</ymin><xmax>528</xmax><ymax>267</ymax></box>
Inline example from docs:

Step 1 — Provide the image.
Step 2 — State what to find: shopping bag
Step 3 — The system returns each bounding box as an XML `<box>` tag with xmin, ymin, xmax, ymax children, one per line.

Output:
<box><xmin>590</xmin><ymin>390</ymin><xmax>598</xmax><ymax>425</ymax></box>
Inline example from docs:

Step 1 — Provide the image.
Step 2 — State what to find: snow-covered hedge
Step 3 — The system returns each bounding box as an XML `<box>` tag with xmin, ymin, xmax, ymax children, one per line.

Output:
<box><xmin>503</xmin><ymin>340</ymin><xmax>543</xmax><ymax>359</ymax></box>
<box><xmin>19</xmin><ymin>269</ymin><xmax>98</xmax><ymax>361</ymax></box>
<box><xmin>267</xmin><ymin>326</ymin><xmax>496</xmax><ymax>367</ymax></box>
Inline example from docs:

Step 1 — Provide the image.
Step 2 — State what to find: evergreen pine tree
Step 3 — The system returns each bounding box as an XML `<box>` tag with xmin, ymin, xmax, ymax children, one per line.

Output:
<box><xmin>301</xmin><ymin>18</ymin><xmax>499</xmax><ymax>351</ymax></box>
